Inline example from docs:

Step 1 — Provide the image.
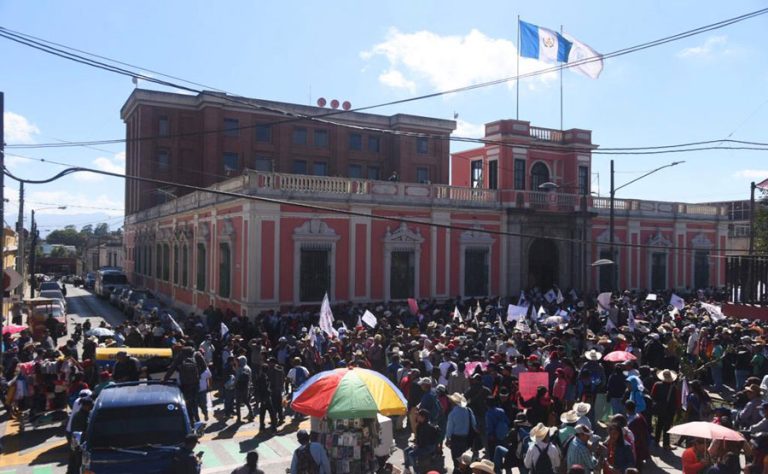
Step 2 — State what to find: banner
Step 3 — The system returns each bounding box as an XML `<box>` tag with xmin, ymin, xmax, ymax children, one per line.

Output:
<box><xmin>670</xmin><ymin>294</ymin><xmax>685</xmax><ymax>311</ymax></box>
<box><xmin>407</xmin><ymin>298</ymin><xmax>419</xmax><ymax>316</ymax></box>
<box><xmin>464</xmin><ymin>361</ymin><xmax>488</xmax><ymax>377</ymax></box>
<box><xmin>646</xmin><ymin>293</ymin><xmax>657</xmax><ymax>301</ymax></box>
<box><xmin>597</xmin><ymin>292</ymin><xmax>612</xmax><ymax>311</ymax></box>
<box><xmin>507</xmin><ymin>304</ymin><xmax>528</xmax><ymax>322</ymax></box>
<box><xmin>519</xmin><ymin>372</ymin><xmax>549</xmax><ymax>402</ymax></box>
<box><xmin>362</xmin><ymin>310</ymin><xmax>378</xmax><ymax>328</ymax></box>
<box><xmin>701</xmin><ymin>302</ymin><xmax>726</xmax><ymax>321</ymax></box>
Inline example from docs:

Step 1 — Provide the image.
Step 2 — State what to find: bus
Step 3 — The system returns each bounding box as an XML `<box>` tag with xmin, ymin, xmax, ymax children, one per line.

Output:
<box><xmin>95</xmin><ymin>268</ymin><xmax>129</xmax><ymax>299</ymax></box>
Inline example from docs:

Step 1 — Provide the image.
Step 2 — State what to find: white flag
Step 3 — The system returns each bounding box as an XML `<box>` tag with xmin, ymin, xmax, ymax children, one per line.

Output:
<box><xmin>497</xmin><ymin>314</ymin><xmax>507</xmax><ymax>335</ymax></box>
<box><xmin>533</xmin><ymin>306</ymin><xmax>546</xmax><ymax>322</ymax></box>
<box><xmin>319</xmin><ymin>292</ymin><xmax>338</xmax><ymax>338</ymax></box>
<box><xmin>628</xmin><ymin>309</ymin><xmax>636</xmax><ymax>332</ymax></box>
<box><xmin>453</xmin><ymin>305</ymin><xmax>462</xmax><ymax>323</ymax></box>
<box><xmin>519</xmin><ymin>290</ymin><xmax>529</xmax><ymax>308</ymax></box>
<box><xmin>563</xmin><ymin>31</ymin><xmax>604</xmax><ymax>79</ymax></box>
<box><xmin>597</xmin><ymin>292</ymin><xmax>612</xmax><ymax>311</ymax></box>
<box><xmin>570</xmin><ymin>288</ymin><xmax>578</xmax><ymax>301</ymax></box>
<box><xmin>308</xmin><ymin>324</ymin><xmax>317</xmax><ymax>347</ymax></box>
<box><xmin>362</xmin><ymin>310</ymin><xmax>378</xmax><ymax>328</ymax></box>
<box><xmin>670</xmin><ymin>294</ymin><xmax>685</xmax><ymax>311</ymax></box>
<box><xmin>544</xmin><ymin>289</ymin><xmax>557</xmax><ymax>303</ymax></box>
<box><xmin>701</xmin><ymin>302</ymin><xmax>725</xmax><ymax>321</ymax></box>
<box><xmin>556</xmin><ymin>288</ymin><xmax>565</xmax><ymax>305</ymax></box>
<box><xmin>507</xmin><ymin>304</ymin><xmax>528</xmax><ymax>322</ymax></box>
<box><xmin>474</xmin><ymin>302</ymin><xmax>482</xmax><ymax>317</ymax></box>
<box><xmin>645</xmin><ymin>293</ymin><xmax>657</xmax><ymax>301</ymax></box>
<box><xmin>220</xmin><ymin>322</ymin><xmax>229</xmax><ymax>338</ymax></box>
<box><xmin>681</xmin><ymin>378</ymin><xmax>690</xmax><ymax>411</ymax></box>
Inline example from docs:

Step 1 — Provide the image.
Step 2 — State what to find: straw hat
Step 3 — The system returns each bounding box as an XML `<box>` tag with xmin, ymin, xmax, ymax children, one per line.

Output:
<box><xmin>448</xmin><ymin>392</ymin><xmax>467</xmax><ymax>407</ymax></box>
<box><xmin>469</xmin><ymin>459</ymin><xmax>495</xmax><ymax>473</ymax></box>
<box><xmin>573</xmin><ymin>402</ymin><xmax>591</xmax><ymax>417</ymax></box>
<box><xmin>560</xmin><ymin>410</ymin><xmax>579</xmax><ymax>424</ymax></box>
<box><xmin>657</xmin><ymin>369</ymin><xmax>678</xmax><ymax>383</ymax></box>
<box><xmin>584</xmin><ymin>349</ymin><xmax>602</xmax><ymax>361</ymax></box>
<box><xmin>530</xmin><ymin>422</ymin><xmax>555</xmax><ymax>441</ymax></box>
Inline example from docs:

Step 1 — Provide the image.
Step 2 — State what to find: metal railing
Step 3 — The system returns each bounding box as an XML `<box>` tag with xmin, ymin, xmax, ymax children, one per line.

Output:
<box><xmin>529</xmin><ymin>126</ymin><xmax>564</xmax><ymax>143</ymax></box>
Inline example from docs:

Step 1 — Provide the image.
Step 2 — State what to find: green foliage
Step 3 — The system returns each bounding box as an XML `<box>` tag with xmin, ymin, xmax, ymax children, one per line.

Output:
<box><xmin>755</xmin><ymin>198</ymin><xmax>768</xmax><ymax>255</ymax></box>
<box><xmin>46</xmin><ymin>227</ymin><xmax>86</xmax><ymax>248</ymax></box>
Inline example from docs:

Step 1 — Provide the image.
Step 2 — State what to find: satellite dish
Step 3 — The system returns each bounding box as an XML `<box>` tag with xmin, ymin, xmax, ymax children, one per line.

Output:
<box><xmin>342</xmin><ymin>101</ymin><xmax>351</xmax><ymax>111</ymax></box>
<box><xmin>316</xmin><ymin>97</ymin><xmax>327</xmax><ymax>107</ymax></box>
<box><xmin>330</xmin><ymin>99</ymin><xmax>340</xmax><ymax>109</ymax></box>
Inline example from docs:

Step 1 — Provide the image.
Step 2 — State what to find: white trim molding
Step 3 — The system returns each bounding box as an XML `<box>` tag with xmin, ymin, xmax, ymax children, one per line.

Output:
<box><xmin>292</xmin><ymin>218</ymin><xmax>340</xmax><ymax>306</ymax></box>
<box><xmin>382</xmin><ymin>222</ymin><xmax>424</xmax><ymax>301</ymax></box>
<box><xmin>459</xmin><ymin>225</ymin><xmax>495</xmax><ymax>297</ymax></box>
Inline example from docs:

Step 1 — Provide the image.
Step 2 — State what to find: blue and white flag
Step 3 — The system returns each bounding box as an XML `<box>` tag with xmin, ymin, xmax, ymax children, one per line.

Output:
<box><xmin>520</xmin><ymin>20</ymin><xmax>572</xmax><ymax>63</ymax></box>
<box><xmin>562</xmin><ymin>31</ymin><xmax>604</xmax><ymax>79</ymax></box>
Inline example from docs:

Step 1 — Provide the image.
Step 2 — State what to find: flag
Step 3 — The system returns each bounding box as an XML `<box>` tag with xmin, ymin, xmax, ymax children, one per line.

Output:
<box><xmin>544</xmin><ymin>289</ymin><xmax>556</xmax><ymax>303</ymax></box>
<box><xmin>356</xmin><ymin>314</ymin><xmax>363</xmax><ymax>328</ymax></box>
<box><xmin>628</xmin><ymin>309</ymin><xmax>636</xmax><ymax>332</ymax></box>
<box><xmin>518</xmin><ymin>290</ymin><xmax>529</xmax><ymax>308</ymax></box>
<box><xmin>220</xmin><ymin>322</ymin><xmax>229</xmax><ymax>339</ymax></box>
<box><xmin>556</xmin><ymin>288</ymin><xmax>565</xmax><ymax>305</ymax></box>
<box><xmin>319</xmin><ymin>292</ymin><xmax>338</xmax><ymax>338</ymax></box>
<box><xmin>597</xmin><ymin>292</ymin><xmax>612</xmax><ymax>311</ymax></box>
<box><xmin>520</xmin><ymin>20</ymin><xmax>572</xmax><ymax>63</ymax></box>
<box><xmin>308</xmin><ymin>324</ymin><xmax>317</xmax><ymax>347</ymax></box>
<box><xmin>163</xmin><ymin>312</ymin><xmax>184</xmax><ymax>336</ymax></box>
<box><xmin>474</xmin><ymin>301</ymin><xmax>483</xmax><ymax>317</ymax></box>
<box><xmin>670</xmin><ymin>293</ymin><xmax>685</xmax><ymax>311</ymax></box>
<box><xmin>701</xmin><ymin>302</ymin><xmax>726</xmax><ymax>321</ymax></box>
<box><xmin>407</xmin><ymin>298</ymin><xmax>419</xmax><ymax>316</ymax></box>
<box><xmin>497</xmin><ymin>314</ymin><xmax>507</xmax><ymax>335</ymax></box>
<box><xmin>562</xmin><ymin>31</ymin><xmax>604</xmax><ymax>79</ymax></box>
<box><xmin>569</xmin><ymin>288</ymin><xmax>578</xmax><ymax>301</ymax></box>
<box><xmin>645</xmin><ymin>293</ymin><xmax>657</xmax><ymax>301</ymax></box>
<box><xmin>453</xmin><ymin>305</ymin><xmax>462</xmax><ymax>323</ymax></box>
<box><xmin>681</xmin><ymin>378</ymin><xmax>690</xmax><ymax>411</ymax></box>
<box><xmin>756</xmin><ymin>177</ymin><xmax>768</xmax><ymax>190</ymax></box>
<box><xmin>362</xmin><ymin>310</ymin><xmax>378</xmax><ymax>328</ymax></box>
<box><xmin>507</xmin><ymin>304</ymin><xmax>528</xmax><ymax>322</ymax></box>
<box><xmin>533</xmin><ymin>306</ymin><xmax>546</xmax><ymax>322</ymax></box>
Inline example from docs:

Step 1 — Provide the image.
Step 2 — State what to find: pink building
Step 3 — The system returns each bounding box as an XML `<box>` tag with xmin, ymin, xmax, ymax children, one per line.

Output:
<box><xmin>121</xmin><ymin>91</ymin><xmax>728</xmax><ymax>314</ymax></box>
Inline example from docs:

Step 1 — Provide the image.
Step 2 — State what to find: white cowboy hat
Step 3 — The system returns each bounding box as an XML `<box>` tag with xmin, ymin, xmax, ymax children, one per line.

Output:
<box><xmin>656</xmin><ymin>369</ymin><xmax>678</xmax><ymax>382</ymax></box>
<box><xmin>560</xmin><ymin>410</ymin><xmax>579</xmax><ymax>424</ymax></box>
<box><xmin>529</xmin><ymin>422</ymin><xmax>555</xmax><ymax>441</ymax></box>
<box><xmin>448</xmin><ymin>392</ymin><xmax>467</xmax><ymax>407</ymax></box>
<box><xmin>469</xmin><ymin>459</ymin><xmax>495</xmax><ymax>473</ymax></box>
<box><xmin>584</xmin><ymin>349</ymin><xmax>602</xmax><ymax>361</ymax></box>
<box><xmin>573</xmin><ymin>402</ymin><xmax>591</xmax><ymax>417</ymax></box>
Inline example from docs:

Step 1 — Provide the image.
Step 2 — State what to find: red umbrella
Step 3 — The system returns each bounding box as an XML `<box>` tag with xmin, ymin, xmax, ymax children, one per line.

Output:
<box><xmin>668</xmin><ymin>422</ymin><xmax>745</xmax><ymax>442</ymax></box>
<box><xmin>2</xmin><ymin>324</ymin><xmax>27</xmax><ymax>335</ymax></box>
<box><xmin>603</xmin><ymin>351</ymin><xmax>637</xmax><ymax>362</ymax></box>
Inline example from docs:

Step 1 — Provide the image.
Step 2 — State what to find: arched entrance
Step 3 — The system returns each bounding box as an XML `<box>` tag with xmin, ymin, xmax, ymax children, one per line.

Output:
<box><xmin>530</xmin><ymin>162</ymin><xmax>550</xmax><ymax>190</ymax></box>
<box><xmin>528</xmin><ymin>238</ymin><xmax>559</xmax><ymax>289</ymax></box>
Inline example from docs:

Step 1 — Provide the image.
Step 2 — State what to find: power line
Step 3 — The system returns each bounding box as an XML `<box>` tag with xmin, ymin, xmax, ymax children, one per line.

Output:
<box><xmin>3</xmin><ymin>7</ymin><xmax>767</xmax><ymax>151</ymax></box>
<box><xmin>0</xmin><ymin>156</ymin><xmax>749</xmax><ymax>259</ymax></box>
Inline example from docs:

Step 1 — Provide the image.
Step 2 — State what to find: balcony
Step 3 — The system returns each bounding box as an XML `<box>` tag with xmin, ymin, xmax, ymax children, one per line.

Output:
<box><xmin>529</xmin><ymin>126</ymin><xmax>564</xmax><ymax>143</ymax></box>
<box><xmin>591</xmin><ymin>196</ymin><xmax>725</xmax><ymax>218</ymax></box>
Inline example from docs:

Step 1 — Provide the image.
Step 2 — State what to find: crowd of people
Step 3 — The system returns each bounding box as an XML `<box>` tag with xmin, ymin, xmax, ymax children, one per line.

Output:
<box><xmin>3</xmin><ymin>284</ymin><xmax>768</xmax><ymax>474</ymax></box>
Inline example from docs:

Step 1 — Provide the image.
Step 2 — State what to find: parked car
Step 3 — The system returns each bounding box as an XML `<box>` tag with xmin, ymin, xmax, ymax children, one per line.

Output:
<box><xmin>73</xmin><ymin>381</ymin><xmax>204</xmax><ymax>474</ymax></box>
<box><xmin>38</xmin><ymin>281</ymin><xmax>63</xmax><ymax>293</ymax></box>
<box><xmin>30</xmin><ymin>301</ymin><xmax>67</xmax><ymax>335</ymax></box>
<box><xmin>133</xmin><ymin>298</ymin><xmax>162</xmax><ymax>320</ymax></box>
<box><xmin>84</xmin><ymin>273</ymin><xmax>95</xmax><ymax>290</ymax></box>
<box><xmin>122</xmin><ymin>289</ymin><xmax>153</xmax><ymax>319</ymax></box>
<box><xmin>39</xmin><ymin>289</ymin><xmax>66</xmax><ymax>313</ymax></box>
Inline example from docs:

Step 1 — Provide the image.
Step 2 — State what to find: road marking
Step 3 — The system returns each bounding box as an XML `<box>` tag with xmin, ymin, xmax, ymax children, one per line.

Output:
<box><xmin>256</xmin><ymin>442</ymin><xmax>280</xmax><ymax>460</ymax></box>
<box><xmin>200</xmin><ymin>444</ymin><xmax>224</xmax><ymax>469</ymax></box>
<box><xmin>32</xmin><ymin>467</ymin><xmax>54</xmax><ymax>474</ymax></box>
<box><xmin>274</xmin><ymin>436</ymin><xmax>299</xmax><ymax>453</ymax></box>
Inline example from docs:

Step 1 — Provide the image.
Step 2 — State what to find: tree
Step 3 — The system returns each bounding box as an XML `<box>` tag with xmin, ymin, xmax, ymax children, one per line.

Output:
<box><xmin>754</xmin><ymin>194</ymin><xmax>768</xmax><ymax>254</ymax></box>
<box><xmin>80</xmin><ymin>224</ymin><xmax>94</xmax><ymax>238</ymax></box>
<box><xmin>94</xmin><ymin>223</ymin><xmax>110</xmax><ymax>236</ymax></box>
<box><xmin>50</xmin><ymin>246</ymin><xmax>73</xmax><ymax>257</ymax></box>
<box><xmin>46</xmin><ymin>227</ymin><xmax>85</xmax><ymax>248</ymax></box>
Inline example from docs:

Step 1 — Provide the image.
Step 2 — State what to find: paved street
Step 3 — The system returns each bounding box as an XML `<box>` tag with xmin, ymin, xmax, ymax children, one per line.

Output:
<box><xmin>0</xmin><ymin>286</ymin><xmax>693</xmax><ymax>474</ymax></box>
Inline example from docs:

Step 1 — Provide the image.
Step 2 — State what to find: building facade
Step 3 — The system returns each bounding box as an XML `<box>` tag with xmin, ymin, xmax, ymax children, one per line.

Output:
<box><xmin>82</xmin><ymin>240</ymin><xmax>124</xmax><ymax>274</ymax></box>
<box><xmin>122</xmin><ymin>91</ymin><xmax>728</xmax><ymax>314</ymax></box>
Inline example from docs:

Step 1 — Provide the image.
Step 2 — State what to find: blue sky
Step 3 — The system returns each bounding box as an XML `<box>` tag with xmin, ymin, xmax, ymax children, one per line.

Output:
<box><xmin>1</xmin><ymin>0</ymin><xmax>767</xmax><ymax>235</ymax></box>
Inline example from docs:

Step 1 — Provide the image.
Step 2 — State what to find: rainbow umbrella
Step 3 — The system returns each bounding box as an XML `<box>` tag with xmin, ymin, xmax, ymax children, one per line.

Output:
<box><xmin>291</xmin><ymin>367</ymin><xmax>407</xmax><ymax>419</ymax></box>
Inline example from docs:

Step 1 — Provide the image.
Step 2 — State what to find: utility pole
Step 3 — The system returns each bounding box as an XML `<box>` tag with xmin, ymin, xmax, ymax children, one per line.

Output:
<box><xmin>0</xmin><ymin>91</ymin><xmax>5</xmax><ymax>362</ymax></box>
<box><xmin>16</xmin><ymin>182</ymin><xmax>24</xmax><ymax>296</ymax></box>
<box><xmin>749</xmin><ymin>181</ymin><xmax>756</xmax><ymax>302</ymax></box>
<box><xmin>609</xmin><ymin>159</ymin><xmax>615</xmax><ymax>292</ymax></box>
<box><xmin>29</xmin><ymin>209</ymin><xmax>37</xmax><ymax>298</ymax></box>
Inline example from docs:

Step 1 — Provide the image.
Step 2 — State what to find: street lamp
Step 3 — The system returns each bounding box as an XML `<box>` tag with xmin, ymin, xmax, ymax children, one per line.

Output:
<box><xmin>28</xmin><ymin>206</ymin><xmax>67</xmax><ymax>298</ymax></box>
<box><xmin>608</xmin><ymin>160</ymin><xmax>684</xmax><ymax>291</ymax></box>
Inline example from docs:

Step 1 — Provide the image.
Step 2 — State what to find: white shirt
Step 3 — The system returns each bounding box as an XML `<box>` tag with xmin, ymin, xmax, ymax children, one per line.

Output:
<box><xmin>438</xmin><ymin>361</ymin><xmax>456</xmax><ymax>386</ymax></box>
<box><xmin>524</xmin><ymin>439</ymin><xmax>561</xmax><ymax>470</ymax></box>
<box><xmin>198</xmin><ymin>368</ymin><xmax>212</xmax><ymax>392</ymax></box>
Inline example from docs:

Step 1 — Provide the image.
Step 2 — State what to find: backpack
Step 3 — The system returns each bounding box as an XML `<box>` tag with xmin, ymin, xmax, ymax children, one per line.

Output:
<box><xmin>179</xmin><ymin>357</ymin><xmax>200</xmax><ymax>388</ymax></box>
<box><xmin>516</xmin><ymin>427</ymin><xmax>532</xmax><ymax>460</ymax></box>
<box><xmin>296</xmin><ymin>444</ymin><xmax>319</xmax><ymax>474</ymax></box>
<box><xmin>532</xmin><ymin>442</ymin><xmax>553</xmax><ymax>474</ymax></box>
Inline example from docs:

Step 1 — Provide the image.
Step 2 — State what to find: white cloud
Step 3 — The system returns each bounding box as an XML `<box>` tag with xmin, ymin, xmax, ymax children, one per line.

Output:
<box><xmin>677</xmin><ymin>35</ymin><xmax>729</xmax><ymax>58</ymax></box>
<box><xmin>361</xmin><ymin>28</ymin><xmax>556</xmax><ymax>93</ymax></box>
<box><xmin>455</xmin><ymin>119</ymin><xmax>485</xmax><ymax>138</ymax></box>
<box><xmin>75</xmin><ymin>151</ymin><xmax>125</xmax><ymax>182</ymax></box>
<box><xmin>733</xmin><ymin>169</ymin><xmax>768</xmax><ymax>179</ymax></box>
<box><xmin>4</xmin><ymin>112</ymin><xmax>40</xmax><ymax>144</ymax></box>
<box><xmin>27</xmin><ymin>190</ymin><xmax>124</xmax><ymax>217</ymax></box>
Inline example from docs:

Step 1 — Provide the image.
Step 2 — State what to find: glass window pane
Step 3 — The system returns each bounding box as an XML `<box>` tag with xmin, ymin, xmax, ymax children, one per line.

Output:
<box><xmin>348</xmin><ymin>164</ymin><xmax>362</xmax><ymax>178</ymax></box>
<box><xmin>292</xmin><ymin>160</ymin><xmax>307</xmax><ymax>174</ymax></box>
<box><xmin>292</xmin><ymin>127</ymin><xmax>308</xmax><ymax>145</ymax></box>
<box><xmin>314</xmin><ymin>129</ymin><xmax>329</xmax><ymax>147</ymax></box>
<box><xmin>416</xmin><ymin>137</ymin><xmax>428</xmax><ymax>154</ymax></box>
<box><xmin>368</xmin><ymin>167</ymin><xmax>380</xmax><ymax>180</ymax></box>
<box><xmin>223</xmin><ymin>118</ymin><xmax>239</xmax><ymax>137</ymax></box>
<box><xmin>349</xmin><ymin>133</ymin><xmax>362</xmax><ymax>150</ymax></box>
<box><xmin>368</xmin><ymin>136</ymin><xmax>380</xmax><ymax>152</ymax></box>
<box><xmin>313</xmin><ymin>162</ymin><xmax>328</xmax><ymax>176</ymax></box>
<box><xmin>223</xmin><ymin>152</ymin><xmax>239</xmax><ymax>172</ymax></box>
<box><xmin>255</xmin><ymin>124</ymin><xmax>271</xmax><ymax>142</ymax></box>
<box><xmin>158</xmin><ymin>117</ymin><xmax>170</xmax><ymax>137</ymax></box>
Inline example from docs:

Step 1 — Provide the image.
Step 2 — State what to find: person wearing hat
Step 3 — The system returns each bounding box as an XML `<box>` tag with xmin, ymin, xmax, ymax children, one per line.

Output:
<box><xmin>710</xmin><ymin>336</ymin><xmax>724</xmax><ymax>392</ymax></box>
<box><xmin>559</xmin><ymin>410</ymin><xmax>580</xmax><ymax>445</ymax></box>
<box><xmin>523</xmin><ymin>422</ymin><xmax>561</xmax><ymax>473</ymax></box>
<box><xmin>417</xmin><ymin>377</ymin><xmax>441</xmax><ymax>426</ymax></box>
<box><xmin>445</xmin><ymin>393</ymin><xmax>477</xmax><ymax>466</ymax></box>
<box><xmin>455</xmin><ymin>451</ymin><xmax>474</xmax><ymax>473</ymax></box>
<box><xmin>469</xmin><ymin>459</ymin><xmax>495</xmax><ymax>474</ymax></box>
<box><xmin>66</xmin><ymin>396</ymin><xmax>94</xmax><ymax>474</ymax></box>
<box><xmin>573</xmin><ymin>402</ymin><xmax>593</xmax><ymax>430</ymax></box>
<box><xmin>265</xmin><ymin>357</ymin><xmax>286</xmax><ymax>426</ymax></box>
<box><xmin>291</xmin><ymin>429</ymin><xmax>330</xmax><ymax>474</ymax></box>
<box><xmin>681</xmin><ymin>437</ymin><xmax>711</xmax><ymax>474</ymax></box>
<box><xmin>738</xmin><ymin>383</ymin><xmax>764</xmax><ymax>430</ymax></box>
<box><xmin>565</xmin><ymin>424</ymin><xmax>598</xmax><ymax>474</ymax></box>
<box><xmin>650</xmin><ymin>369</ymin><xmax>679</xmax><ymax>450</ymax></box>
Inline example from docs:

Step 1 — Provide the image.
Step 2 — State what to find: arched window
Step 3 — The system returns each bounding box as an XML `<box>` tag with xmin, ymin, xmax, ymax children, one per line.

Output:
<box><xmin>530</xmin><ymin>162</ymin><xmax>550</xmax><ymax>191</ymax></box>
<box><xmin>219</xmin><ymin>243</ymin><xmax>231</xmax><ymax>298</ymax></box>
<box><xmin>196</xmin><ymin>243</ymin><xmax>207</xmax><ymax>291</ymax></box>
<box><xmin>163</xmin><ymin>244</ymin><xmax>171</xmax><ymax>281</ymax></box>
<box><xmin>173</xmin><ymin>244</ymin><xmax>179</xmax><ymax>284</ymax></box>
<box><xmin>156</xmin><ymin>244</ymin><xmax>162</xmax><ymax>278</ymax></box>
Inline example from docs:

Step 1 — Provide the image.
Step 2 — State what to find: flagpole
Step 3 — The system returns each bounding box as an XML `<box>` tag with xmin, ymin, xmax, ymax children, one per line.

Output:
<box><xmin>560</xmin><ymin>24</ymin><xmax>564</xmax><ymax>131</ymax></box>
<box><xmin>516</xmin><ymin>15</ymin><xmax>520</xmax><ymax>120</ymax></box>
